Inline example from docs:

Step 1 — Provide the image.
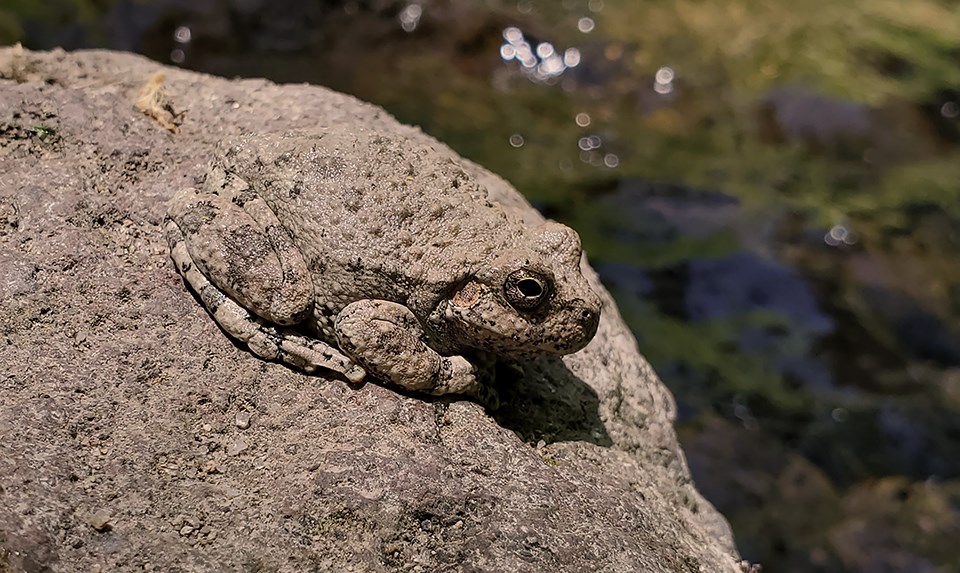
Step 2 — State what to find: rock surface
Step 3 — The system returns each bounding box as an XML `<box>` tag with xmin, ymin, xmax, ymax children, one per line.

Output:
<box><xmin>0</xmin><ymin>47</ymin><xmax>743</xmax><ymax>572</ymax></box>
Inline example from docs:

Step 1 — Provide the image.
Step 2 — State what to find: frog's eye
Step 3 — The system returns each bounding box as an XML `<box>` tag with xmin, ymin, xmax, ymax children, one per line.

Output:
<box><xmin>504</xmin><ymin>269</ymin><xmax>551</xmax><ymax>310</ymax></box>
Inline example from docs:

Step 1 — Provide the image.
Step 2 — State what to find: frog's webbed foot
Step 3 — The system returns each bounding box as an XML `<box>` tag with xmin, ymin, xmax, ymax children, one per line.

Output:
<box><xmin>334</xmin><ymin>300</ymin><xmax>495</xmax><ymax>402</ymax></box>
<box><xmin>165</xmin><ymin>215</ymin><xmax>366</xmax><ymax>383</ymax></box>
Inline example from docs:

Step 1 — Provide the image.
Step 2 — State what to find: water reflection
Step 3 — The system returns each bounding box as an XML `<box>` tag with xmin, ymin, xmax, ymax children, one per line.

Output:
<box><xmin>500</xmin><ymin>26</ymin><xmax>581</xmax><ymax>83</ymax></box>
<box><xmin>653</xmin><ymin>66</ymin><xmax>675</xmax><ymax>95</ymax></box>
<box><xmin>577</xmin><ymin>135</ymin><xmax>602</xmax><ymax>151</ymax></box>
<box><xmin>824</xmin><ymin>224</ymin><xmax>858</xmax><ymax>247</ymax></box>
<box><xmin>169</xmin><ymin>24</ymin><xmax>191</xmax><ymax>64</ymax></box>
<box><xmin>173</xmin><ymin>25</ymin><xmax>191</xmax><ymax>43</ymax></box>
<box><xmin>398</xmin><ymin>3</ymin><xmax>422</xmax><ymax>33</ymax></box>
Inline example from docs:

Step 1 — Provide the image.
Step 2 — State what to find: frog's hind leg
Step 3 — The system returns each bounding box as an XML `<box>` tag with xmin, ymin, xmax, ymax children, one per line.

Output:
<box><xmin>165</xmin><ymin>213</ymin><xmax>366</xmax><ymax>383</ymax></box>
<box><xmin>334</xmin><ymin>299</ymin><xmax>495</xmax><ymax>403</ymax></box>
<box><xmin>166</xmin><ymin>186</ymin><xmax>314</xmax><ymax>326</ymax></box>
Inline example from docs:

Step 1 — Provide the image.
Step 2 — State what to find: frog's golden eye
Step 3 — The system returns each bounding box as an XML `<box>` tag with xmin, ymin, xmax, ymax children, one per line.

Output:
<box><xmin>504</xmin><ymin>269</ymin><xmax>551</xmax><ymax>310</ymax></box>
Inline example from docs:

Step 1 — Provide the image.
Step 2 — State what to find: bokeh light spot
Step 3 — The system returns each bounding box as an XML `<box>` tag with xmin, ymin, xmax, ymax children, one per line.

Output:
<box><xmin>173</xmin><ymin>26</ymin><xmax>191</xmax><ymax>44</ymax></box>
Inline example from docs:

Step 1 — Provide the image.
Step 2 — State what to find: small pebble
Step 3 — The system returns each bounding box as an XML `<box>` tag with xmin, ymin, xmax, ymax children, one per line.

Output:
<box><xmin>226</xmin><ymin>439</ymin><xmax>249</xmax><ymax>456</ymax></box>
<box><xmin>235</xmin><ymin>412</ymin><xmax>251</xmax><ymax>429</ymax></box>
<box><xmin>179</xmin><ymin>525</ymin><xmax>194</xmax><ymax>536</ymax></box>
<box><xmin>87</xmin><ymin>509</ymin><xmax>112</xmax><ymax>531</ymax></box>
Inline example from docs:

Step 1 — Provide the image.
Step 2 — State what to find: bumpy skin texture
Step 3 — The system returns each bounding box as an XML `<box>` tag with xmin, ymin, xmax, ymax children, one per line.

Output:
<box><xmin>165</xmin><ymin>127</ymin><xmax>602</xmax><ymax>400</ymax></box>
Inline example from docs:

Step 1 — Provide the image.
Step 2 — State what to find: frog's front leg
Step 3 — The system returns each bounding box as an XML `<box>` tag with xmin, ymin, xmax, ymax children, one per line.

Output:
<box><xmin>165</xmin><ymin>187</ymin><xmax>365</xmax><ymax>382</ymax></box>
<box><xmin>335</xmin><ymin>300</ymin><xmax>495</xmax><ymax>402</ymax></box>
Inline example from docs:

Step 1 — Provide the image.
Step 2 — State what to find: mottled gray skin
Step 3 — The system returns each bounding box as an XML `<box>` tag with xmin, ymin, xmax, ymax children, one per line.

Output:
<box><xmin>165</xmin><ymin>127</ymin><xmax>602</xmax><ymax>401</ymax></box>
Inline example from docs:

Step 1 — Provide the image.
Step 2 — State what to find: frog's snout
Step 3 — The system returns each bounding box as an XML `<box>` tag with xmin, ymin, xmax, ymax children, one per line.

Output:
<box><xmin>556</xmin><ymin>296</ymin><xmax>601</xmax><ymax>354</ymax></box>
<box><xmin>581</xmin><ymin>305</ymin><xmax>600</xmax><ymax>333</ymax></box>
<box><xmin>577</xmin><ymin>298</ymin><xmax>602</xmax><ymax>339</ymax></box>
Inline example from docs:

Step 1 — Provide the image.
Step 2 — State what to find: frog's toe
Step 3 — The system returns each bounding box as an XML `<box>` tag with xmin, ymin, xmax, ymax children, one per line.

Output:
<box><xmin>344</xmin><ymin>365</ymin><xmax>366</xmax><ymax>384</ymax></box>
<box><xmin>437</xmin><ymin>356</ymin><xmax>477</xmax><ymax>393</ymax></box>
<box><xmin>434</xmin><ymin>356</ymin><xmax>494</xmax><ymax>407</ymax></box>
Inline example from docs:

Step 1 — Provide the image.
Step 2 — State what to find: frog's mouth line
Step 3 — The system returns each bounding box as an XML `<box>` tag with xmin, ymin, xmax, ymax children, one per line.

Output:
<box><xmin>441</xmin><ymin>297</ymin><xmax>598</xmax><ymax>357</ymax></box>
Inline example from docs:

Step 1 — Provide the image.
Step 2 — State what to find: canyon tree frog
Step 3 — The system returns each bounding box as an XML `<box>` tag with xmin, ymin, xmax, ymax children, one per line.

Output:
<box><xmin>165</xmin><ymin>127</ymin><xmax>601</xmax><ymax>402</ymax></box>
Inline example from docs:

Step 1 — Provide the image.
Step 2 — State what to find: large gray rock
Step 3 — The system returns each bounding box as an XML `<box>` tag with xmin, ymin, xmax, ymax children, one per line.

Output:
<box><xmin>0</xmin><ymin>47</ymin><xmax>744</xmax><ymax>572</ymax></box>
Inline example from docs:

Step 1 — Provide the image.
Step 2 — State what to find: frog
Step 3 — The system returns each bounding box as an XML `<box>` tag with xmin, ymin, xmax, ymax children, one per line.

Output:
<box><xmin>164</xmin><ymin>127</ymin><xmax>602</xmax><ymax>404</ymax></box>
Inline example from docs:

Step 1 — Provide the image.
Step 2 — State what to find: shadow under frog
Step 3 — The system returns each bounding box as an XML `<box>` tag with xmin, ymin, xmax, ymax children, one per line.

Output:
<box><xmin>165</xmin><ymin>127</ymin><xmax>605</xmax><ymax>443</ymax></box>
<box><xmin>487</xmin><ymin>357</ymin><xmax>613</xmax><ymax>447</ymax></box>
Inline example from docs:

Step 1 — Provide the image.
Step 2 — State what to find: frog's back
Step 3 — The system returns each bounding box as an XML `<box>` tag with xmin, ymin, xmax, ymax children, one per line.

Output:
<box><xmin>216</xmin><ymin>128</ymin><xmax>522</xmax><ymax>304</ymax></box>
